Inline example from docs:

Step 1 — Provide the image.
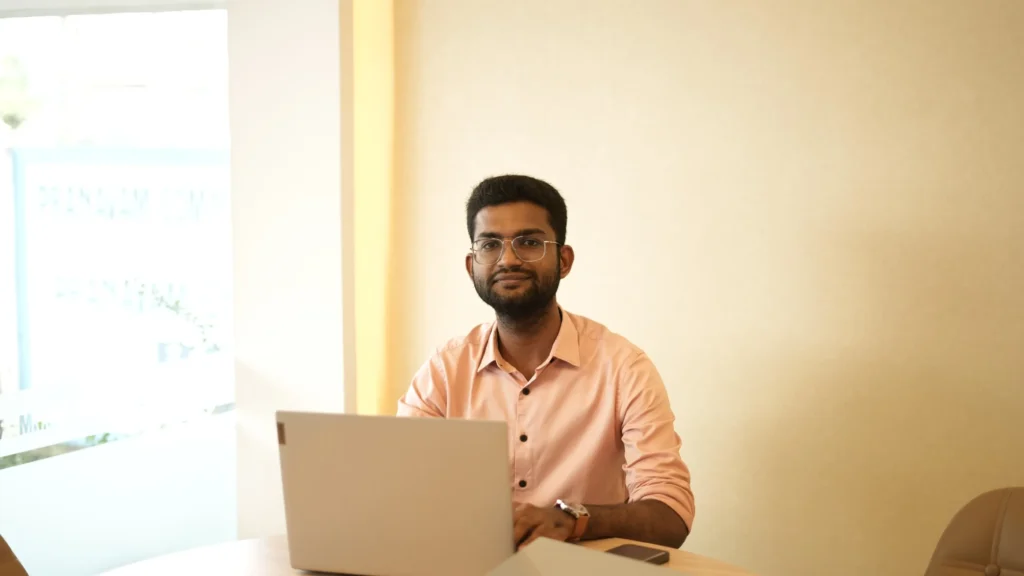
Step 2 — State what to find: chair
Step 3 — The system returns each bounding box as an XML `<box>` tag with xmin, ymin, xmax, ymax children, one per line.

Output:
<box><xmin>0</xmin><ymin>534</ymin><xmax>29</xmax><ymax>576</ymax></box>
<box><xmin>924</xmin><ymin>487</ymin><xmax>1024</xmax><ymax>576</ymax></box>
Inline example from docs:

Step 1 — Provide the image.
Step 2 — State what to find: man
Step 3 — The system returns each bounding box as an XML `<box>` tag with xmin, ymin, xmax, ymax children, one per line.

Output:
<box><xmin>397</xmin><ymin>175</ymin><xmax>694</xmax><ymax>550</ymax></box>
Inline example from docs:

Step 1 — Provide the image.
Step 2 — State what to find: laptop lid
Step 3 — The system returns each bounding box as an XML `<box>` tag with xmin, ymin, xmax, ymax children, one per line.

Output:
<box><xmin>276</xmin><ymin>411</ymin><xmax>514</xmax><ymax>576</ymax></box>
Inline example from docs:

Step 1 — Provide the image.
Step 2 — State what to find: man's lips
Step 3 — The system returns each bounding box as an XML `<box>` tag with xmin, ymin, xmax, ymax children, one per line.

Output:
<box><xmin>493</xmin><ymin>274</ymin><xmax>532</xmax><ymax>283</ymax></box>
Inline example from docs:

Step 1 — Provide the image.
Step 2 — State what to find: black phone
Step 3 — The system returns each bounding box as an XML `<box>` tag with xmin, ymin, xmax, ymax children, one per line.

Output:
<box><xmin>605</xmin><ymin>544</ymin><xmax>671</xmax><ymax>565</ymax></box>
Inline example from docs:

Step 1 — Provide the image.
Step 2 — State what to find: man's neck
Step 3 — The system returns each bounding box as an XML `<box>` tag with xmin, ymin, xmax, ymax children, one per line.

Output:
<box><xmin>495</xmin><ymin>302</ymin><xmax>562</xmax><ymax>378</ymax></box>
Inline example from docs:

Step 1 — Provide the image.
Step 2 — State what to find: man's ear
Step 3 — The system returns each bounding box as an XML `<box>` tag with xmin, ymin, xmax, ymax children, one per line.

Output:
<box><xmin>465</xmin><ymin>253</ymin><xmax>474</xmax><ymax>279</ymax></box>
<box><xmin>558</xmin><ymin>245</ymin><xmax>575</xmax><ymax>278</ymax></box>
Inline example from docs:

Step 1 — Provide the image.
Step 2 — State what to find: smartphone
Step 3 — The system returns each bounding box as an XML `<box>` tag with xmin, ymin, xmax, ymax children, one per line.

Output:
<box><xmin>605</xmin><ymin>544</ymin><xmax>671</xmax><ymax>565</ymax></box>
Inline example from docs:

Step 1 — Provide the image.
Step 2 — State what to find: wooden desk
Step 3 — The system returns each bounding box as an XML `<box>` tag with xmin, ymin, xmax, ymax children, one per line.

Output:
<box><xmin>1</xmin><ymin>534</ymin><xmax>30</xmax><ymax>576</ymax></box>
<box><xmin>101</xmin><ymin>535</ymin><xmax>753</xmax><ymax>575</ymax></box>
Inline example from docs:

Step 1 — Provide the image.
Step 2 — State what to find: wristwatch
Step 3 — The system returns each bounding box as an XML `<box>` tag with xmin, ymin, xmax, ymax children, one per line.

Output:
<box><xmin>554</xmin><ymin>499</ymin><xmax>590</xmax><ymax>541</ymax></box>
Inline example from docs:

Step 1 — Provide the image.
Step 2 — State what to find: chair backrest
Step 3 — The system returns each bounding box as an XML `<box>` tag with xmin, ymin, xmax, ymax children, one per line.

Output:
<box><xmin>924</xmin><ymin>487</ymin><xmax>1024</xmax><ymax>576</ymax></box>
<box><xmin>0</xmin><ymin>534</ymin><xmax>29</xmax><ymax>576</ymax></box>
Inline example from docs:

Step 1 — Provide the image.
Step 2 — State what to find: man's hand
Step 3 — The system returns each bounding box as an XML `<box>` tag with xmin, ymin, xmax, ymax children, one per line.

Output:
<box><xmin>512</xmin><ymin>503</ymin><xmax>576</xmax><ymax>550</ymax></box>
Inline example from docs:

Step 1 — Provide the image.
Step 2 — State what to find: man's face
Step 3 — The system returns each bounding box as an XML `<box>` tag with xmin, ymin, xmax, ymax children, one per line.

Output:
<box><xmin>466</xmin><ymin>202</ymin><xmax>571</xmax><ymax>320</ymax></box>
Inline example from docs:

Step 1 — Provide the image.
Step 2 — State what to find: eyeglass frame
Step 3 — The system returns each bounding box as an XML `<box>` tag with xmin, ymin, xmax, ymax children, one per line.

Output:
<box><xmin>468</xmin><ymin>235</ymin><xmax>562</xmax><ymax>265</ymax></box>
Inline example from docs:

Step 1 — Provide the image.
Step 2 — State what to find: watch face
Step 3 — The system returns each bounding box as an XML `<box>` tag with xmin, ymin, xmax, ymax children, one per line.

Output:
<box><xmin>558</xmin><ymin>500</ymin><xmax>589</xmax><ymax>517</ymax></box>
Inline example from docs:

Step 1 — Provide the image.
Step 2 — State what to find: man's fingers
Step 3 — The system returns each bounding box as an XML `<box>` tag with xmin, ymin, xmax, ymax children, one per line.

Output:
<box><xmin>518</xmin><ymin>522</ymin><xmax>554</xmax><ymax>550</ymax></box>
<box><xmin>519</xmin><ymin>531</ymin><xmax>541</xmax><ymax>549</ymax></box>
<box><xmin>513</xmin><ymin>514</ymin><xmax>536</xmax><ymax>546</ymax></box>
<box><xmin>515</xmin><ymin>527</ymin><xmax>536</xmax><ymax>550</ymax></box>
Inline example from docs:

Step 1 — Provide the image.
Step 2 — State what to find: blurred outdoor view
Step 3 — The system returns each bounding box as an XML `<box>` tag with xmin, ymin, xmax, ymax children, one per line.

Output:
<box><xmin>0</xmin><ymin>10</ymin><xmax>232</xmax><ymax>469</ymax></box>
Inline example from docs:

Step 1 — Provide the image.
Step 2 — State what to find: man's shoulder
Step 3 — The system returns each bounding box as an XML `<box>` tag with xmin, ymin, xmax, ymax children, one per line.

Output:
<box><xmin>566</xmin><ymin>310</ymin><xmax>647</xmax><ymax>362</ymax></box>
<box><xmin>428</xmin><ymin>319</ymin><xmax>494</xmax><ymax>362</ymax></box>
<box><xmin>569</xmin><ymin>311</ymin><xmax>667</xmax><ymax>397</ymax></box>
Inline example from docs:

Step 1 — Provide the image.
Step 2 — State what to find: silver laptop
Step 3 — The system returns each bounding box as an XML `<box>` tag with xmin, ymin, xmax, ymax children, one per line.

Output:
<box><xmin>276</xmin><ymin>411</ymin><xmax>515</xmax><ymax>576</ymax></box>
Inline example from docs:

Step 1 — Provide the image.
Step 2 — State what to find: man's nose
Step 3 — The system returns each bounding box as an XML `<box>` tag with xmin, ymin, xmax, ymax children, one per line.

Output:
<box><xmin>497</xmin><ymin>239</ymin><xmax>522</xmax><ymax>267</ymax></box>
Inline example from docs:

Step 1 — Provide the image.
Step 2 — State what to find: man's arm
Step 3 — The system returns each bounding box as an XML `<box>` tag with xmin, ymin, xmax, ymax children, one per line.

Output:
<box><xmin>583</xmin><ymin>500</ymin><xmax>689</xmax><ymax>548</ymax></box>
<box><xmin>512</xmin><ymin>500</ymin><xmax>688</xmax><ymax>550</ymax></box>
<box><xmin>612</xmin><ymin>351</ymin><xmax>694</xmax><ymax>545</ymax></box>
<box><xmin>396</xmin><ymin>354</ymin><xmax>447</xmax><ymax>418</ymax></box>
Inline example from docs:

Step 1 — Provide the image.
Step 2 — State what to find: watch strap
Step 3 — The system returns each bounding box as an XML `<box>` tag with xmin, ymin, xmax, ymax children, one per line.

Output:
<box><xmin>555</xmin><ymin>500</ymin><xmax>590</xmax><ymax>541</ymax></box>
<box><xmin>569</xmin><ymin>512</ymin><xmax>588</xmax><ymax>541</ymax></box>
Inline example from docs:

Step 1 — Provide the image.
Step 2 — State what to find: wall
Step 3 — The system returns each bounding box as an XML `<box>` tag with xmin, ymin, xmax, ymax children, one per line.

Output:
<box><xmin>228</xmin><ymin>0</ymin><xmax>353</xmax><ymax>539</ymax></box>
<box><xmin>0</xmin><ymin>414</ymin><xmax>236</xmax><ymax>575</ymax></box>
<box><xmin>390</xmin><ymin>1</ymin><xmax>1024</xmax><ymax>575</ymax></box>
<box><xmin>352</xmin><ymin>0</ymin><xmax>396</xmax><ymax>416</ymax></box>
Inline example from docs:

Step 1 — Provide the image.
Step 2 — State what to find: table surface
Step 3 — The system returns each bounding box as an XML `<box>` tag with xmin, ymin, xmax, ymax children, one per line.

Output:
<box><xmin>100</xmin><ymin>535</ymin><xmax>754</xmax><ymax>575</ymax></box>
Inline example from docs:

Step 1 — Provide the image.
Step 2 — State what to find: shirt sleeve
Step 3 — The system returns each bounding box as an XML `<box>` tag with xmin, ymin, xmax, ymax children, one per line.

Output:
<box><xmin>396</xmin><ymin>353</ymin><xmax>448</xmax><ymax>418</ymax></box>
<box><xmin>618</xmin><ymin>352</ymin><xmax>695</xmax><ymax>530</ymax></box>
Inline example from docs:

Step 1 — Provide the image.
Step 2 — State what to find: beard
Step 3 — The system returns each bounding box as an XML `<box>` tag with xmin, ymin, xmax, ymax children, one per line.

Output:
<box><xmin>473</xmin><ymin>264</ymin><xmax>560</xmax><ymax>322</ymax></box>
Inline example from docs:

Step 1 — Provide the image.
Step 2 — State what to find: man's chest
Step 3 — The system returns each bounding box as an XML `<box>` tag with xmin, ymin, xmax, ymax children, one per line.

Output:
<box><xmin>447</xmin><ymin>365</ymin><xmax>623</xmax><ymax>459</ymax></box>
<box><xmin>447</xmin><ymin>365</ymin><xmax>629</xmax><ymax>501</ymax></box>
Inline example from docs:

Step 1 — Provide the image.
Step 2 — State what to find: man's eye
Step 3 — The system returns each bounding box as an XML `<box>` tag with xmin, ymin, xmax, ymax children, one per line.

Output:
<box><xmin>522</xmin><ymin>238</ymin><xmax>542</xmax><ymax>247</ymax></box>
<box><xmin>479</xmin><ymin>240</ymin><xmax>501</xmax><ymax>251</ymax></box>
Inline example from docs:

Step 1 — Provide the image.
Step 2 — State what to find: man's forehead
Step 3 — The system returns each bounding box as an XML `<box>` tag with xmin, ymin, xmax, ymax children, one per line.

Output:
<box><xmin>474</xmin><ymin>202</ymin><xmax>552</xmax><ymax>235</ymax></box>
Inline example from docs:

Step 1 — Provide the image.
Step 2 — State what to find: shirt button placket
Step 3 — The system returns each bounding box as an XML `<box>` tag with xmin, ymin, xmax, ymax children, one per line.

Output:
<box><xmin>516</xmin><ymin>381</ymin><xmax>531</xmax><ymax>492</ymax></box>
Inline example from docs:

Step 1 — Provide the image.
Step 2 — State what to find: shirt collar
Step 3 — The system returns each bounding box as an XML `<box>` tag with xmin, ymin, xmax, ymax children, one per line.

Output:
<box><xmin>476</xmin><ymin>308</ymin><xmax>582</xmax><ymax>373</ymax></box>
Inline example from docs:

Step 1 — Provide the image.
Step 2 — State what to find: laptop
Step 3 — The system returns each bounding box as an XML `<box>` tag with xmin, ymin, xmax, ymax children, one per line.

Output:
<box><xmin>276</xmin><ymin>411</ymin><xmax>515</xmax><ymax>576</ymax></box>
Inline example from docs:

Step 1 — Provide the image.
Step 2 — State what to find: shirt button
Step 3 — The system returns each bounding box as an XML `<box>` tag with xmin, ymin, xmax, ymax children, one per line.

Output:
<box><xmin>519</xmin><ymin>434</ymin><xmax>528</xmax><ymax>442</ymax></box>
<box><xmin>518</xmin><ymin>480</ymin><xmax>527</xmax><ymax>488</ymax></box>
<box><xmin>522</xmin><ymin>388</ymin><xmax>530</xmax><ymax>396</ymax></box>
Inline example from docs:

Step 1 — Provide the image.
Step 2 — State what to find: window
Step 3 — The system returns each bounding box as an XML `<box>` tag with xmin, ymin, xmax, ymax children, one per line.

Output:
<box><xmin>0</xmin><ymin>9</ymin><xmax>231</xmax><ymax>468</ymax></box>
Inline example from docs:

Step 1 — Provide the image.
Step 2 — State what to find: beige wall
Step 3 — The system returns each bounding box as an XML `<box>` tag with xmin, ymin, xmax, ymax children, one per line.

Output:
<box><xmin>229</xmin><ymin>0</ymin><xmax>352</xmax><ymax>538</ymax></box>
<box><xmin>390</xmin><ymin>1</ymin><xmax>1024</xmax><ymax>575</ymax></box>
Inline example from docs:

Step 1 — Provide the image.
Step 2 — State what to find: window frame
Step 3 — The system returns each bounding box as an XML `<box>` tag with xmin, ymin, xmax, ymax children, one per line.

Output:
<box><xmin>0</xmin><ymin>0</ymin><xmax>224</xmax><ymax>18</ymax></box>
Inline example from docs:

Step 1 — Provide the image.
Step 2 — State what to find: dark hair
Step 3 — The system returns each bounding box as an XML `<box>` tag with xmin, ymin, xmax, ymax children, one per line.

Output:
<box><xmin>466</xmin><ymin>175</ymin><xmax>568</xmax><ymax>244</ymax></box>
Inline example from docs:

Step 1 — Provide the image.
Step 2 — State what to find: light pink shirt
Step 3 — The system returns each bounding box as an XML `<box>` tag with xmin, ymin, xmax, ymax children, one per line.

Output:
<box><xmin>397</xmin><ymin>309</ymin><xmax>695</xmax><ymax>530</ymax></box>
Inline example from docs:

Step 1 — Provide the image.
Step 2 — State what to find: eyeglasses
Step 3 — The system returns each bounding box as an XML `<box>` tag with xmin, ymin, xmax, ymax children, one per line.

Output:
<box><xmin>470</xmin><ymin>235</ymin><xmax>560</xmax><ymax>265</ymax></box>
